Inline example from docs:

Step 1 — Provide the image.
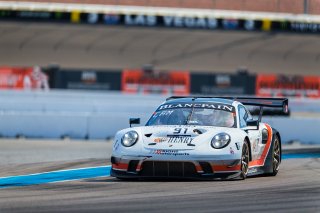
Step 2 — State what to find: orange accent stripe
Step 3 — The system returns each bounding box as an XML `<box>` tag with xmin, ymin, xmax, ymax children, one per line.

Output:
<box><xmin>195</xmin><ymin>165</ymin><xmax>203</xmax><ymax>172</ymax></box>
<box><xmin>136</xmin><ymin>164</ymin><xmax>142</xmax><ymax>171</ymax></box>
<box><xmin>249</xmin><ymin>124</ymin><xmax>272</xmax><ymax>167</ymax></box>
<box><xmin>112</xmin><ymin>163</ymin><xmax>128</xmax><ymax>170</ymax></box>
<box><xmin>212</xmin><ymin>165</ymin><xmax>241</xmax><ymax>172</ymax></box>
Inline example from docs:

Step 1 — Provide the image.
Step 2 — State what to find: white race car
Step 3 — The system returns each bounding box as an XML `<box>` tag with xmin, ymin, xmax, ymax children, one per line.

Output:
<box><xmin>111</xmin><ymin>96</ymin><xmax>288</xmax><ymax>180</ymax></box>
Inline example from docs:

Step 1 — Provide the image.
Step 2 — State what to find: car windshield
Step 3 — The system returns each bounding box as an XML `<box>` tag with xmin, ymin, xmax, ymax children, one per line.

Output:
<box><xmin>146</xmin><ymin>102</ymin><xmax>236</xmax><ymax>128</ymax></box>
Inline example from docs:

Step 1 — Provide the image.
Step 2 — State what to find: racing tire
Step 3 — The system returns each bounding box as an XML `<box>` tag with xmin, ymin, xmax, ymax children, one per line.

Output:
<box><xmin>269</xmin><ymin>135</ymin><xmax>281</xmax><ymax>176</ymax></box>
<box><xmin>240</xmin><ymin>141</ymin><xmax>249</xmax><ymax>180</ymax></box>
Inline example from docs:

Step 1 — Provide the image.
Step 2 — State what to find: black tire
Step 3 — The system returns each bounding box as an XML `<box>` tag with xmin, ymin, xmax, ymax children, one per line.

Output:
<box><xmin>240</xmin><ymin>141</ymin><xmax>250</xmax><ymax>180</ymax></box>
<box><xmin>270</xmin><ymin>135</ymin><xmax>281</xmax><ymax>176</ymax></box>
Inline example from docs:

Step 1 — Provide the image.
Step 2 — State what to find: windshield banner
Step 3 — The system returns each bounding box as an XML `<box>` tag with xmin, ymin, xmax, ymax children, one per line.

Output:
<box><xmin>157</xmin><ymin>103</ymin><xmax>235</xmax><ymax>112</ymax></box>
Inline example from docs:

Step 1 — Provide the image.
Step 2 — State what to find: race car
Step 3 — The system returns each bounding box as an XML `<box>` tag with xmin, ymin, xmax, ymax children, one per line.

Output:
<box><xmin>111</xmin><ymin>96</ymin><xmax>288</xmax><ymax>180</ymax></box>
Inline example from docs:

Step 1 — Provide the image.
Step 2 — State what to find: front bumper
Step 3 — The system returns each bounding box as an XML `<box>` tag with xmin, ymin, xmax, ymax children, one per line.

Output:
<box><xmin>111</xmin><ymin>156</ymin><xmax>241</xmax><ymax>180</ymax></box>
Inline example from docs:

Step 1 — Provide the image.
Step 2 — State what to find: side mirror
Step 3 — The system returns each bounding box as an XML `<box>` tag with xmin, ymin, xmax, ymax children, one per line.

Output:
<box><xmin>246</xmin><ymin>119</ymin><xmax>259</xmax><ymax>130</ymax></box>
<box><xmin>129</xmin><ymin>118</ymin><xmax>140</xmax><ymax>127</ymax></box>
<box><xmin>246</xmin><ymin>120</ymin><xmax>259</xmax><ymax>126</ymax></box>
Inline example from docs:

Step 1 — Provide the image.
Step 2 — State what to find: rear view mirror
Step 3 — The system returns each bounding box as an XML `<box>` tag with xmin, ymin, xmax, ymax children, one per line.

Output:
<box><xmin>129</xmin><ymin>118</ymin><xmax>140</xmax><ymax>127</ymax></box>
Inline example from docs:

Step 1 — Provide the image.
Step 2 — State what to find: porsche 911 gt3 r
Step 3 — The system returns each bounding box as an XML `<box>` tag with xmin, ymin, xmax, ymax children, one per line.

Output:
<box><xmin>111</xmin><ymin>96</ymin><xmax>288</xmax><ymax>180</ymax></box>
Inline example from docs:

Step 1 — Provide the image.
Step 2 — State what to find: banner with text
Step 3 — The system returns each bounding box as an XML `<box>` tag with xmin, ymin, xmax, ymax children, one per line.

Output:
<box><xmin>1</xmin><ymin>10</ymin><xmax>320</xmax><ymax>33</ymax></box>
<box><xmin>122</xmin><ymin>69</ymin><xmax>190</xmax><ymax>95</ymax></box>
<box><xmin>256</xmin><ymin>74</ymin><xmax>320</xmax><ymax>98</ymax></box>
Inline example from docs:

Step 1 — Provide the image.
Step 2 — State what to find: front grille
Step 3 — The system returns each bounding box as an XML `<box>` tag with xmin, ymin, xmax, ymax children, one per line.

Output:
<box><xmin>140</xmin><ymin>161</ymin><xmax>198</xmax><ymax>177</ymax></box>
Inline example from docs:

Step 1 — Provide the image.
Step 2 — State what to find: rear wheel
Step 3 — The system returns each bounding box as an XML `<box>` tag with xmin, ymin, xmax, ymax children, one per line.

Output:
<box><xmin>240</xmin><ymin>141</ymin><xmax>249</xmax><ymax>180</ymax></box>
<box><xmin>270</xmin><ymin>135</ymin><xmax>281</xmax><ymax>176</ymax></box>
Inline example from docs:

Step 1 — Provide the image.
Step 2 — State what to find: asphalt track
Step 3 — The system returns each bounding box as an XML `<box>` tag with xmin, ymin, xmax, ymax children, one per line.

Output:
<box><xmin>0</xmin><ymin>139</ymin><xmax>319</xmax><ymax>213</ymax></box>
<box><xmin>1</xmin><ymin>21</ymin><xmax>320</xmax><ymax>74</ymax></box>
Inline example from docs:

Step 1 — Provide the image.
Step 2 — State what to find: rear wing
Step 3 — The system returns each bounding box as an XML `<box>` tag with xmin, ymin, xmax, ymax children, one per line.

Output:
<box><xmin>167</xmin><ymin>96</ymin><xmax>288</xmax><ymax>112</ymax></box>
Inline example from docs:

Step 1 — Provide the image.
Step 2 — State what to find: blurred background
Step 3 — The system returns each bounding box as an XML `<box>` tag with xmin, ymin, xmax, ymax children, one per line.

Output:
<box><xmin>0</xmin><ymin>0</ymin><xmax>320</xmax><ymax>145</ymax></box>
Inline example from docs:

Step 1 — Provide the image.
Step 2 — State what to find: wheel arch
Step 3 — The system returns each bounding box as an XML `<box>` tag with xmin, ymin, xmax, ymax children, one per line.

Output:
<box><xmin>244</xmin><ymin>136</ymin><xmax>252</xmax><ymax>161</ymax></box>
<box><xmin>273</xmin><ymin>128</ymin><xmax>282</xmax><ymax>162</ymax></box>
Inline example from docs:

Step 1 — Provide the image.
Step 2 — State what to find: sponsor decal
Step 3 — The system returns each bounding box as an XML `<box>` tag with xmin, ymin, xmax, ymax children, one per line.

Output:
<box><xmin>150</xmin><ymin>149</ymin><xmax>190</xmax><ymax>156</ymax></box>
<box><xmin>244</xmin><ymin>20</ymin><xmax>255</xmax><ymax>31</ymax></box>
<box><xmin>125</xmin><ymin>14</ymin><xmax>157</xmax><ymax>26</ymax></box>
<box><xmin>235</xmin><ymin>142</ymin><xmax>240</xmax><ymax>150</ymax></box>
<box><xmin>215</xmin><ymin>75</ymin><xmax>231</xmax><ymax>87</ymax></box>
<box><xmin>167</xmin><ymin>135</ymin><xmax>195</xmax><ymax>147</ymax></box>
<box><xmin>154</xmin><ymin>137</ymin><xmax>166</xmax><ymax>143</ymax></box>
<box><xmin>113</xmin><ymin>140</ymin><xmax>120</xmax><ymax>151</ymax></box>
<box><xmin>104</xmin><ymin>14</ymin><xmax>120</xmax><ymax>25</ymax></box>
<box><xmin>81</xmin><ymin>71</ymin><xmax>97</xmax><ymax>84</ymax></box>
<box><xmin>163</xmin><ymin>16</ymin><xmax>218</xmax><ymax>29</ymax></box>
<box><xmin>71</xmin><ymin>11</ymin><xmax>81</xmax><ymax>23</ymax></box>
<box><xmin>256</xmin><ymin>74</ymin><xmax>320</xmax><ymax>98</ymax></box>
<box><xmin>121</xmin><ymin>70</ymin><xmax>190</xmax><ymax>95</ymax></box>
<box><xmin>230</xmin><ymin>147</ymin><xmax>235</xmax><ymax>155</ymax></box>
<box><xmin>158</xmin><ymin>103</ymin><xmax>235</xmax><ymax>112</ymax></box>
<box><xmin>222</xmin><ymin>19</ymin><xmax>239</xmax><ymax>30</ymax></box>
<box><xmin>291</xmin><ymin>22</ymin><xmax>320</xmax><ymax>32</ymax></box>
<box><xmin>167</xmin><ymin>136</ymin><xmax>193</xmax><ymax>144</ymax></box>
<box><xmin>18</xmin><ymin>11</ymin><xmax>51</xmax><ymax>19</ymax></box>
<box><xmin>87</xmin><ymin>13</ymin><xmax>99</xmax><ymax>24</ymax></box>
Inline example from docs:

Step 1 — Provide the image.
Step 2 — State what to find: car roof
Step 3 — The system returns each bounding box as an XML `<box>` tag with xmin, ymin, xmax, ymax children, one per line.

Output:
<box><xmin>164</xmin><ymin>97</ymin><xmax>235</xmax><ymax>105</ymax></box>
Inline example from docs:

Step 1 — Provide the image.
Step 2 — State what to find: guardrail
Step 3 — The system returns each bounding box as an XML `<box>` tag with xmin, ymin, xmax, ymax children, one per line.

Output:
<box><xmin>0</xmin><ymin>90</ymin><xmax>320</xmax><ymax>143</ymax></box>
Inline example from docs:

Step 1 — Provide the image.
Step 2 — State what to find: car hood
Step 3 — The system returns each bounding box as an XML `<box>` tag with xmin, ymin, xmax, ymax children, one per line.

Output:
<box><xmin>132</xmin><ymin>125</ymin><xmax>236</xmax><ymax>150</ymax></box>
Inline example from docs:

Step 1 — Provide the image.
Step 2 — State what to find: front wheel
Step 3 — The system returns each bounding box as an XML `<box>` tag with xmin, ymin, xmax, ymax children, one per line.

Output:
<box><xmin>240</xmin><ymin>141</ymin><xmax>249</xmax><ymax>180</ymax></box>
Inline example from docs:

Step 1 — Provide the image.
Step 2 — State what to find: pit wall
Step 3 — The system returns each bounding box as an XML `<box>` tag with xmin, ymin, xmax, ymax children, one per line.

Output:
<box><xmin>0</xmin><ymin>90</ymin><xmax>319</xmax><ymax>144</ymax></box>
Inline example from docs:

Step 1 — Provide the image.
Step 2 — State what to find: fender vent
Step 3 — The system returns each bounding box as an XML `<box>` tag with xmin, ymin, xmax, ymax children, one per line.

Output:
<box><xmin>145</xmin><ymin>133</ymin><xmax>152</xmax><ymax>137</ymax></box>
<box><xmin>199</xmin><ymin>162</ymin><xmax>213</xmax><ymax>174</ymax></box>
<box><xmin>128</xmin><ymin>160</ymin><xmax>139</xmax><ymax>172</ymax></box>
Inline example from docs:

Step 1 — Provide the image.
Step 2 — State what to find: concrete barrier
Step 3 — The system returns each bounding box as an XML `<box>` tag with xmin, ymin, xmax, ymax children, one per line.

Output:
<box><xmin>0</xmin><ymin>90</ymin><xmax>319</xmax><ymax>143</ymax></box>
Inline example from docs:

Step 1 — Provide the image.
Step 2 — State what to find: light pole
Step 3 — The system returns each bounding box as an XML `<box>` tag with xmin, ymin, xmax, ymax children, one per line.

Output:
<box><xmin>304</xmin><ymin>0</ymin><xmax>309</xmax><ymax>14</ymax></box>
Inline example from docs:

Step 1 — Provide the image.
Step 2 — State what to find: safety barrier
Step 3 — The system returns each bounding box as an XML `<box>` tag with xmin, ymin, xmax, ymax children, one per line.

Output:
<box><xmin>0</xmin><ymin>90</ymin><xmax>319</xmax><ymax>143</ymax></box>
<box><xmin>1</xmin><ymin>1</ymin><xmax>320</xmax><ymax>33</ymax></box>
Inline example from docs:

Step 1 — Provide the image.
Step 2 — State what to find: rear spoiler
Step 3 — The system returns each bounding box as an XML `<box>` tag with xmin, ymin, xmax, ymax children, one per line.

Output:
<box><xmin>166</xmin><ymin>96</ymin><xmax>289</xmax><ymax>120</ymax></box>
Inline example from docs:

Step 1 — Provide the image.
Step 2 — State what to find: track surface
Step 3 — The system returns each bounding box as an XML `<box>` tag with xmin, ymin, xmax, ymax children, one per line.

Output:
<box><xmin>0</xmin><ymin>158</ymin><xmax>319</xmax><ymax>213</ymax></box>
<box><xmin>0</xmin><ymin>139</ymin><xmax>319</xmax><ymax>212</ymax></box>
<box><xmin>1</xmin><ymin>21</ymin><xmax>320</xmax><ymax>74</ymax></box>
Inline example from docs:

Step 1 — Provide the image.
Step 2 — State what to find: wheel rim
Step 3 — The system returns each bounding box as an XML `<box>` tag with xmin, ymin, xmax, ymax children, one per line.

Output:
<box><xmin>273</xmin><ymin>138</ymin><xmax>280</xmax><ymax>172</ymax></box>
<box><xmin>241</xmin><ymin>142</ymin><xmax>249</xmax><ymax>176</ymax></box>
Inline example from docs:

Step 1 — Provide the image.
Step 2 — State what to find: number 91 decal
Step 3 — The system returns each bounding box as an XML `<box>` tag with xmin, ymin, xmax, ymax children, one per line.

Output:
<box><xmin>173</xmin><ymin>128</ymin><xmax>188</xmax><ymax>134</ymax></box>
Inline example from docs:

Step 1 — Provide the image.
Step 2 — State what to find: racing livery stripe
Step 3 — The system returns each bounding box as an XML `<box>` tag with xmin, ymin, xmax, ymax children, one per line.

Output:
<box><xmin>112</xmin><ymin>163</ymin><xmax>128</xmax><ymax>171</ymax></box>
<box><xmin>195</xmin><ymin>165</ymin><xmax>204</xmax><ymax>173</ymax></box>
<box><xmin>212</xmin><ymin>165</ymin><xmax>241</xmax><ymax>172</ymax></box>
<box><xmin>249</xmin><ymin>124</ymin><xmax>273</xmax><ymax>167</ymax></box>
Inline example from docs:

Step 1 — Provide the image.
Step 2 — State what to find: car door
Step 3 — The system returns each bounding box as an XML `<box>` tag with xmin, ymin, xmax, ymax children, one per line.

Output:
<box><xmin>238</xmin><ymin>105</ymin><xmax>261</xmax><ymax>161</ymax></box>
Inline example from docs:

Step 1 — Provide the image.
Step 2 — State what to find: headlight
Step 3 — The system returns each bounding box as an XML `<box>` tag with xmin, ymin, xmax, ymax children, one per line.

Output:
<box><xmin>121</xmin><ymin>131</ymin><xmax>139</xmax><ymax>147</ymax></box>
<box><xmin>211</xmin><ymin>133</ymin><xmax>231</xmax><ymax>149</ymax></box>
